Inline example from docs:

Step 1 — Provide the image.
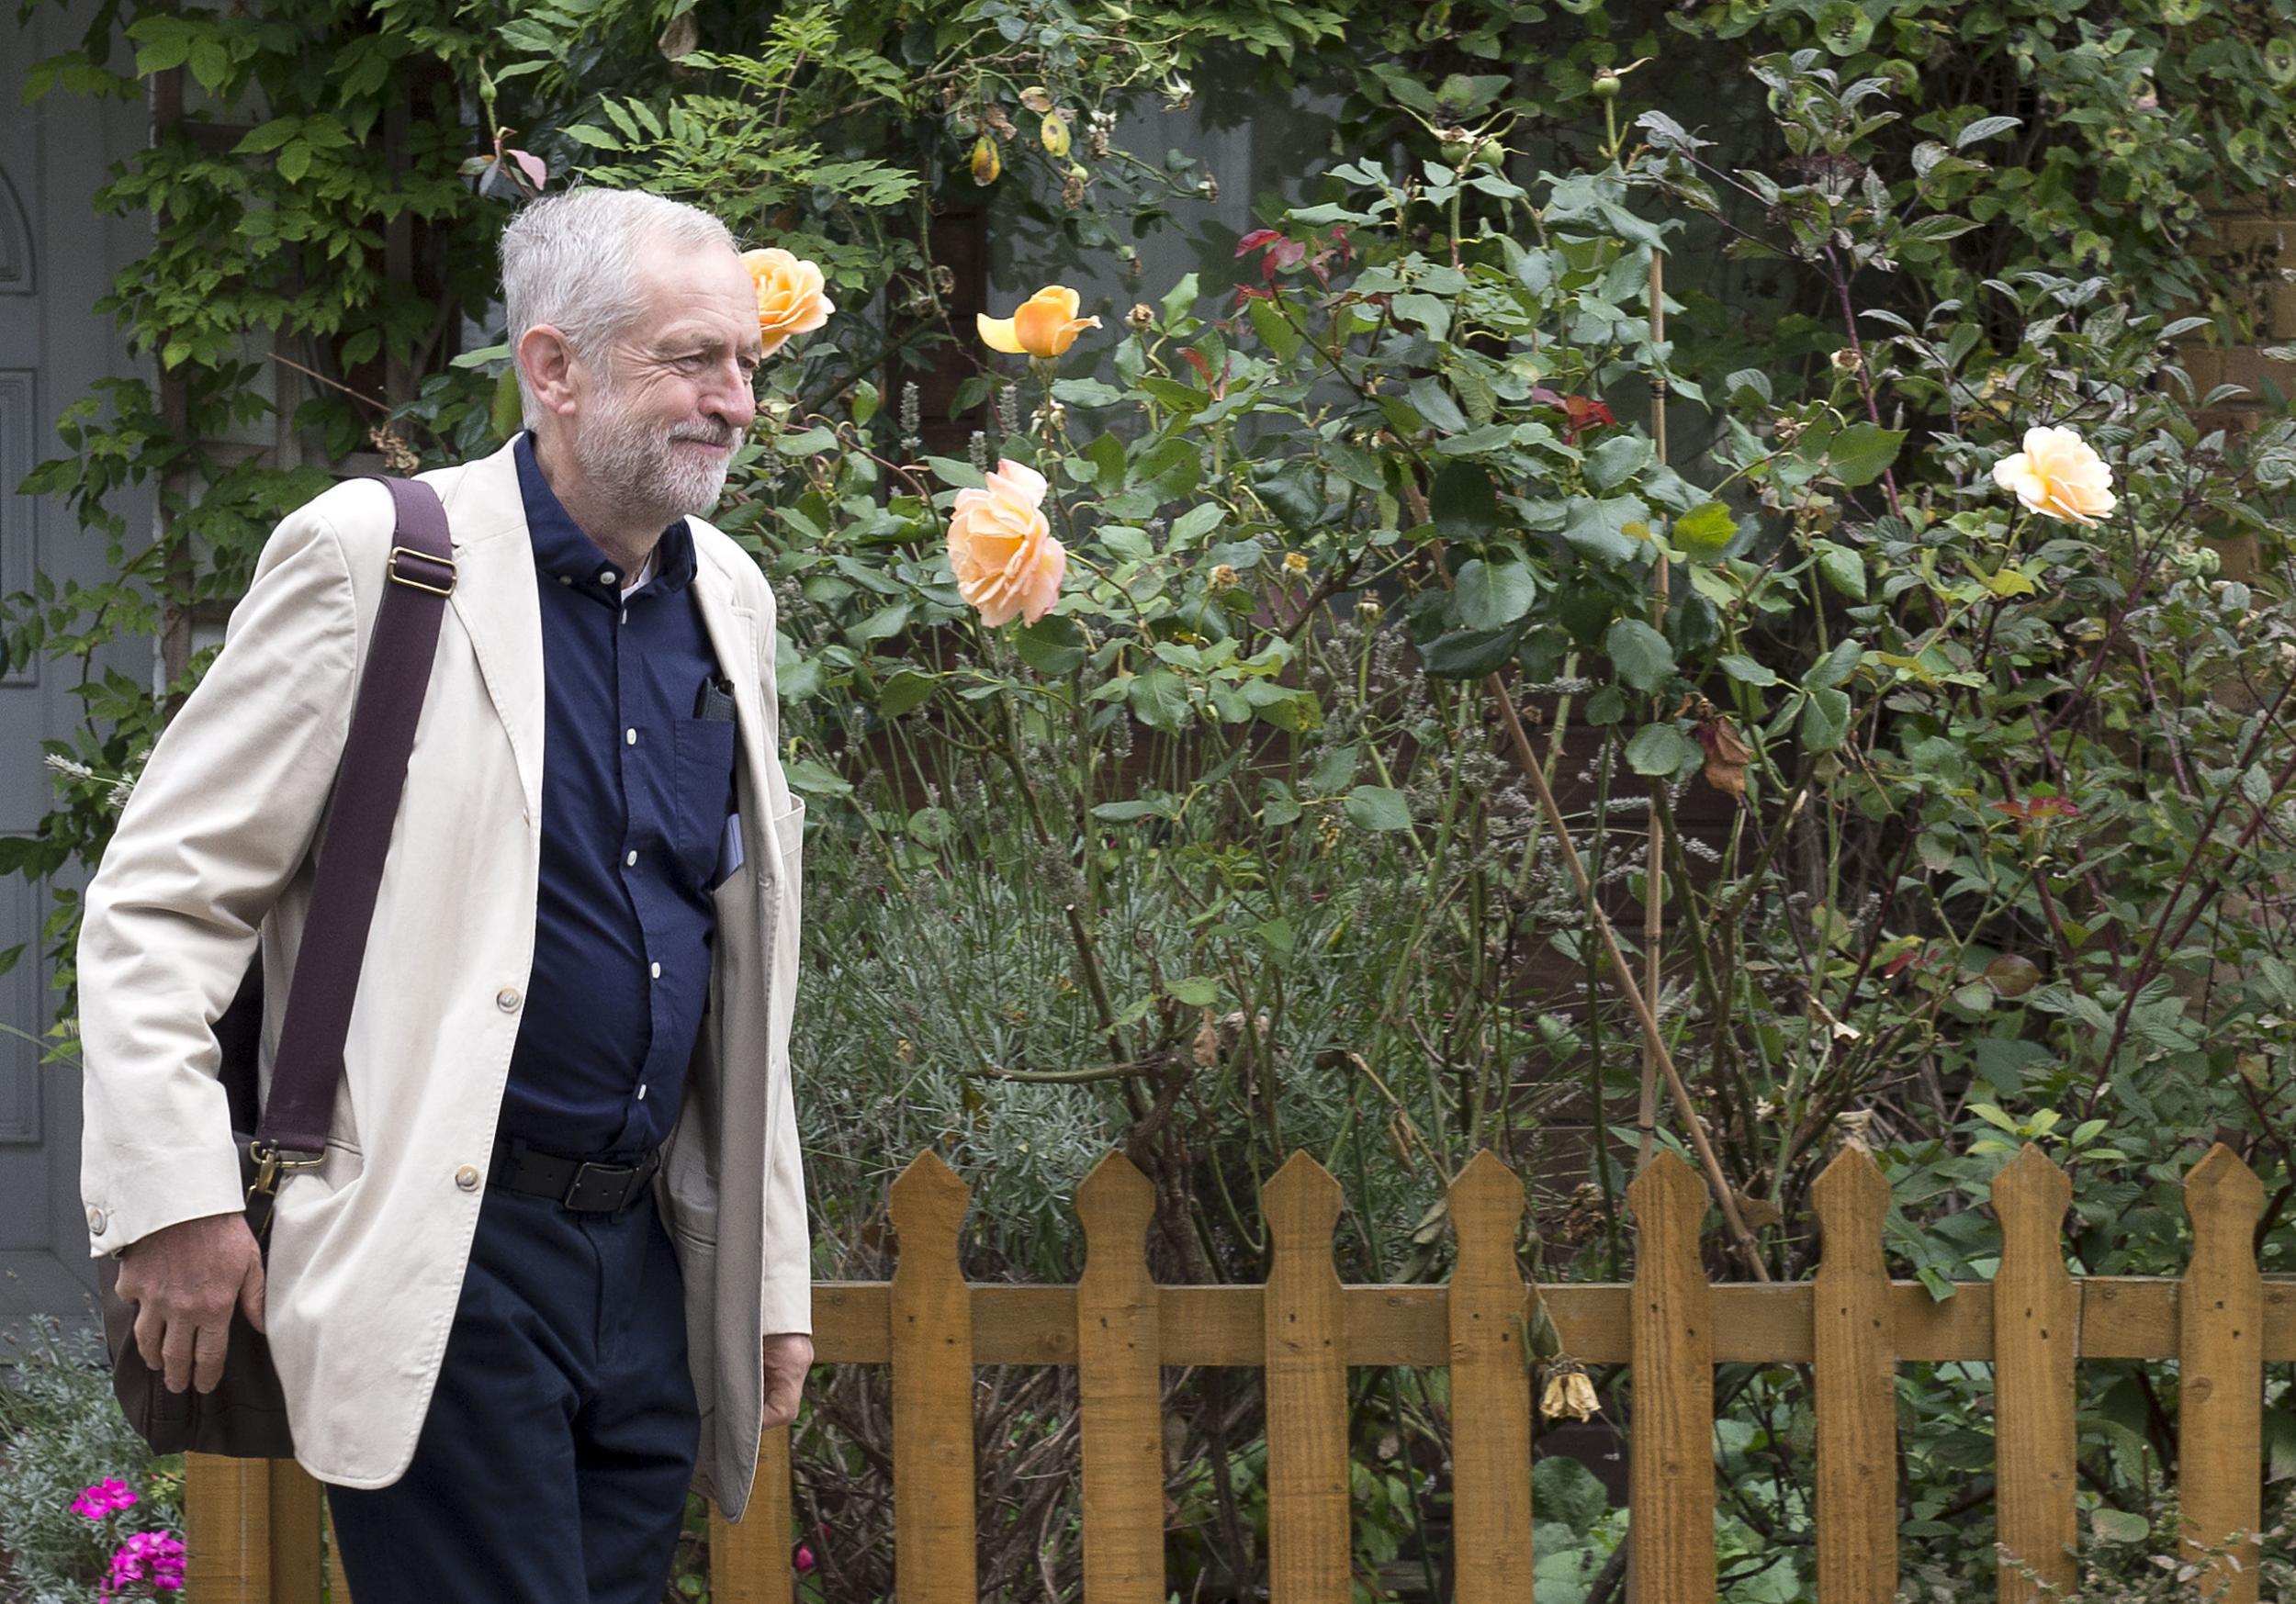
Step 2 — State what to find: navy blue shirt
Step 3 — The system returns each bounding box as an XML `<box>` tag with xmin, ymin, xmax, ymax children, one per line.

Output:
<box><xmin>499</xmin><ymin>431</ymin><xmax>737</xmax><ymax>1158</ymax></box>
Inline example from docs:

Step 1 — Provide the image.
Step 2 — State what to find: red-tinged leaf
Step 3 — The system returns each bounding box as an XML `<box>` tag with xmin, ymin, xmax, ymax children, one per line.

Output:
<box><xmin>1181</xmin><ymin>347</ymin><xmax>1215</xmax><ymax>387</ymax></box>
<box><xmin>1236</xmin><ymin>228</ymin><xmax>1283</xmax><ymax>256</ymax></box>
<box><xmin>508</xmin><ymin>148</ymin><xmax>548</xmax><ymax>193</ymax></box>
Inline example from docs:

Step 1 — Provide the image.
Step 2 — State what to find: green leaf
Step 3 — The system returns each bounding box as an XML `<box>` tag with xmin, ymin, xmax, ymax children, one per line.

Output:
<box><xmin>925</xmin><ymin>456</ymin><xmax>985</xmax><ymax>489</ymax></box>
<box><xmin>1804</xmin><ymin>639</ymin><xmax>1864</xmax><ymax>692</ymax></box>
<box><xmin>1626</xmin><ymin>722</ymin><xmax>1694</xmax><ymax>777</ymax></box>
<box><xmin>1671</xmin><ymin>500</ymin><xmax>1739</xmax><ymax>561</ymax></box>
<box><xmin>1254</xmin><ymin>916</ymin><xmax>1296</xmax><ymax>956</ymax></box>
<box><xmin>1127</xmin><ymin>669</ymin><xmax>1192</xmax><ymax>732</ymax></box>
<box><xmin>1827</xmin><ymin>423</ymin><xmax>1905</xmax><ymax>488</ymax></box>
<box><xmin>1604</xmin><ymin>618</ymin><xmax>1676</xmax><ymax>693</ymax></box>
<box><xmin>846</xmin><ymin>602</ymin><xmax>912</xmax><ymax>647</ymax></box>
<box><xmin>1170</xmin><ymin>975</ymin><xmax>1221</xmax><ymax>1006</ymax></box>
<box><xmin>1015</xmin><ymin>614</ymin><xmax>1086</xmax><ymax>676</ymax></box>
<box><xmin>1345</xmin><ymin>785</ymin><xmax>1413</xmax><ymax>832</ymax></box>
<box><xmin>782</xmin><ymin>757</ymin><xmax>853</xmax><ymax>799</ymax></box>
<box><xmin>490</xmin><ymin>366</ymin><xmax>524</xmax><ymax>443</ymax></box>
<box><xmin>1798</xmin><ymin>686</ymin><xmax>1852</xmax><ymax>751</ymax></box>
<box><xmin>1424</xmin><ymin>626</ymin><xmax>1521</xmax><ymax>679</ymax></box>
<box><xmin>1159</xmin><ymin>272</ymin><xmax>1199</xmax><ymax>323</ymax></box>
<box><xmin>1562</xmin><ymin>496</ymin><xmax>1650</xmax><ymax>563</ymax></box>
<box><xmin>1169</xmin><ymin>503</ymin><xmax>1224</xmax><ymax>548</ymax></box>
<box><xmin>878</xmin><ymin>669</ymin><xmax>937</xmax><ymax>717</ymax></box>
<box><xmin>1429</xmin><ymin>460</ymin><xmax>1501</xmax><ymax>539</ymax></box>
<box><xmin>1454</xmin><ymin>558</ymin><xmax>1536</xmax><ymax>631</ymax></box>
<box><xmin>2088</xmin><ymin>1509</ymin><xmax>2148</xmax><ymax>1544</ymax></box>
<box><xmin>1717</xmin><ymin>655</ymin><xmax>1779</xmax><ymax>687</ymax></box>
<box><xmin>276</xmin><ymin>140</ymin><xmax>312</xmax><ymax>183</ymax></box>
<box><xmin>1248</xmin><ymin>297</ymin><xmax>1300</xmax><ymax>360</ymax></box>
<box><xmin>1815</xmin><ymin>541</ymin><xmax>1867</xmax><ymax>600</ymax></box>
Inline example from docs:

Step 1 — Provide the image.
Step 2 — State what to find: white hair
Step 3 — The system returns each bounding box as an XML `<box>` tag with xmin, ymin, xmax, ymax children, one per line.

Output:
<box><xmin>499</xmin><ymin>187</ymin><xmax>738</xmax><ymax>431</ymax></box>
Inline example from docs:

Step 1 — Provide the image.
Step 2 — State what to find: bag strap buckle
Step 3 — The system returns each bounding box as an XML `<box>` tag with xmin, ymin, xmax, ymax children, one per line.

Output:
<box><xmin>388</xmin><ymin>545</ymin><xmax>456</xmax><ymax>596</ymax></box>
<box><xmin>247</xmin><ymin>1140</ymin><xmax>325</xmax><ymax>1199</ymax></box>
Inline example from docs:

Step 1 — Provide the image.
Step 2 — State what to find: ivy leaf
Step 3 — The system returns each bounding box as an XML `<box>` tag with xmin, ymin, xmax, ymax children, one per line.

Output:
<box><xmin>1454</xmin><ymin>557</ymin><xmax>1536</xmax><ymax>630</ymax></box>
<box><xmin>1604</xmin><ymin>617</ymin><xmax>1676</xmax><ymax>693</ymax></box>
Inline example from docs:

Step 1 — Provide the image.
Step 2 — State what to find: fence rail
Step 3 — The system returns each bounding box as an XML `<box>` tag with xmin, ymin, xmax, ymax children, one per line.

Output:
<box><xmin>184</xmin><ymin>1141</ymin><xmax>2272</xmax><ymax>1603</ymax></box>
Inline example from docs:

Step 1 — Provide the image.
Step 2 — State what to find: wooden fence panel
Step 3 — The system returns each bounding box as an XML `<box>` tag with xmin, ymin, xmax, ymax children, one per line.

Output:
<box><xmin>1076</xmin><ymin>1151</ymin><xmax>1165</xmax><ymax>1604</ymax></box>
<box><xmin>266</xmin><ymin>1461</ymin><xmax>324</xmax><ymax>1603</ymax></box>
<box><xmin>711</xmin><ymin>1424</ymin><xmax>794</xmax><ymax>1603</ymax></box>
<box><xmin>890</xmin><ymin>1149</ymin><xmax>976</xmax><ymax>1604</ymax></box>
<box><xmin>1629</xmin><ymin>1151</ymin><xmax>1715</xmax><ymax>1604</ymax></box>
<box><xmin>1992</xmin><ymin>1143</ymin><xmax>2077</xmax><ymax>1603</ymax></box>
<box><xmin>1264</xmin><ymin>1151</ymin><xmax>1350</xmax><ymax>1604</ymax></box>
<box><xmin>1446</xmin><ymin>1150</ymin><xmax>1534</xmax><ymax>1604</ymax></box>
<box><xmin>184</xmin><ymin>1454</ymin><xmax>271</xmax><ymax>1604</ymax></box>
<box><xmin>2180</xmin><ymin>1143</ymin><xmax>2265</xmax><ymax>1603</ymax></box>
<box><xmin>1812</xmin><ymin>1147</ymin><xmax>1896</xmax><ymax>1604</ymax></box>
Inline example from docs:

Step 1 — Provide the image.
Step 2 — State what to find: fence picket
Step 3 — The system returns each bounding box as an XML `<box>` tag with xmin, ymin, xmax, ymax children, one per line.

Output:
<box><xmin>183</xmin><ymin>1454</ymin><xmax>270</xmax><ymax>1604</ymax></box>
<box><xmin>1992</xmin><ymin>1143</ymin><xmax>2077</xmax><ymax>1602</ymax></box>
<box><xmin>1264</xmin><ymin>1150</ymin><xmax>1350</xmax><ymax>1604</ymax></box>
<box><xmin>1076</xmin><ymin>1151</ymin><xmax>1165</xmax><ymax>1604</ymax></box>
<box><xmin>264</xmin><ymin>1460</ymin><xmax>323</xmax><ymax>1602</ymax></box>
<box><xmin>711</xmin><ymin>1424</ymin><xmax>794</xmax><ymax>1603</ymax></box>
<box><xmin>890</xmin><ymin>1149</ymin><xmax>976</xmax><ymax>1604</ymax></box>
<box><xmin>1446</xmin><ymin>1150</ymin><xmax>1534</xmax><ymax>1604</ymax></box>
<box><xmin>1812</xmin><ymin>1148</ymin><xmax>1896</xmax><ymax>1604</ymax></box>
<box><xmin>2181</xmin><ymin>1144</ymin><xmax>2265</xmax><ymax>1602</ymax></box>
<box><xmin>1629</xmin><ymin>1150</ymin><xmax>1715</xmax><ymax>1604</ymax></box>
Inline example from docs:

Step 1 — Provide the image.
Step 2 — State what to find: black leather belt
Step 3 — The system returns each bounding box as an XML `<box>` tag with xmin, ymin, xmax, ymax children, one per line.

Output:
<box><xmin>490</xmin><ymin>1138</ymin><xmax>661</xmax><ymax>1213</ymax></box>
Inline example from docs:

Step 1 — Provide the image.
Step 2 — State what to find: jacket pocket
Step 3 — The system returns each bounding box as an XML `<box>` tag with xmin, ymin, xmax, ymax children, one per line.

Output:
<box><xmin>672</xmin><ymin>718</ymin><xmax>739</xmax><ymax>889</ymax></box>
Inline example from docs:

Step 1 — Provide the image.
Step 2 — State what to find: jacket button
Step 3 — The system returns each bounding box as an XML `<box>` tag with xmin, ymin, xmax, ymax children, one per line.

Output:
<box><xmin>455</xmin><ymin>1165</ymin><xmax>481</xmax><ymax>1192</ymax></box>
<box><xmin>496</xmin><ymin>987</ymin><xmax>521</xmax><ymax>1012</ymax></box>
<box><xmin>86</xmin><ymin>1206</ymin><xmax>106</xmax><ymax>1232</ymax></box>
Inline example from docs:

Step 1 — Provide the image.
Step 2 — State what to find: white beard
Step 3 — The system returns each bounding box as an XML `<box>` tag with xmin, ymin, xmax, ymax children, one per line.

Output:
<box><xmin>573</xmin><ymin>380</ymin><xmax>734</xmax><ymax>523</ymax></box>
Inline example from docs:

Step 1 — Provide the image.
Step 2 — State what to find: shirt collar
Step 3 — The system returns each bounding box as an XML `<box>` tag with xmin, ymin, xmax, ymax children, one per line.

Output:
<box><xmin>513</xmin><ymin>431</ymin><xmax>697</xmax><ymax>603</ymax></box>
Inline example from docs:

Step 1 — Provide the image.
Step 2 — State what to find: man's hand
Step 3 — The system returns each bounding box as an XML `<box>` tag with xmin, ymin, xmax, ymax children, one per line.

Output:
<box><xmin>113</xmin><ymin>1212</ymin><xmax>266</xmax><ymax>1395</ymax></box>
<box><xmin>761</xmin><ymin>1332</ymin><xmax>814</xmax><ymax>1428</ymax></box>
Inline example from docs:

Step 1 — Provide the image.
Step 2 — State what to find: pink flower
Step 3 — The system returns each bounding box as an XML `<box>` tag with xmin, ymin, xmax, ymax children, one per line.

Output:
<box><xmin>72</xmin><ymin>1479</ymin><xmax>139</xmax><ymax>1520</ymax></box>
<box><xmin>102</xmin><ymin>1531</ymin><xmax>186</xmax><ymax>1599</ymax></box>
<box><xmin>793</xmin><ymin>1543</ymin><xmax>816</xmax><ymax>1573</ymax></box>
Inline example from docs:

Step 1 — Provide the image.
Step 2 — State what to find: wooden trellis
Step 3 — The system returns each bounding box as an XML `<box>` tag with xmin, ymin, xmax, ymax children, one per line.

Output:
<box><xmin>183</xmin><ymin>1141</ymin><xmax>2274</xmax><ymax>1603</ymax></box>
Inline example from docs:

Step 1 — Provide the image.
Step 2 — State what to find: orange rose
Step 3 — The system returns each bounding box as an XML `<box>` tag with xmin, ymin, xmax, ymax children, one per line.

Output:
<box><xmin>977</xmin><ymin>286</ymin><xmax>1100</xmax><ymax>359</ymax></box>
<box><xmin>948</xmin><ymin>459</ymin><xmax>1066</xmax><ymax>626</ymax></box>
<box><xmin>1990</xmin><ymin>424</ymin><xmax>2115</xmax><ymax>524</ymax></box>
<box><xmin>740</xmin><ymin>247</ymin><xmax>834</xmax><ymax>356</ymax></box>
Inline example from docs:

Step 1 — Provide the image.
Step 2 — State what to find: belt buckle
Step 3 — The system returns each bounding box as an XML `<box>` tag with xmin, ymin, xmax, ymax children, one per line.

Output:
<box><xmin>564</xmin><ymin>1157</ymin><xmax>656</xmax><ymax>1212</ymax></box>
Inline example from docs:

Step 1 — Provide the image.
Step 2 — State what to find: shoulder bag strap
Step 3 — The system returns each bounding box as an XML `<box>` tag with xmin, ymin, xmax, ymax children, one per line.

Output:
<box><xmin>253</xmin><ymin>475</ymin><xmax>455</xmax><ymax>1160</ymax></box>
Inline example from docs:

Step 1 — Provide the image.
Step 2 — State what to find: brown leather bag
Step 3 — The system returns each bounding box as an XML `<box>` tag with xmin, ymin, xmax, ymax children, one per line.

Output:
<box><xmin>100</xmin><ymin>475</ymin><xmax>455</xmax><ymax>1458</ymax></box>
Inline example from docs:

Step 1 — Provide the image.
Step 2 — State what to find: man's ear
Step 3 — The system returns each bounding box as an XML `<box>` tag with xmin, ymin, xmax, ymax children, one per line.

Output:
<box><xmin>516</xmin><ymin>325</ymin><xmax>581</xmax><ymax>420</ymax></box>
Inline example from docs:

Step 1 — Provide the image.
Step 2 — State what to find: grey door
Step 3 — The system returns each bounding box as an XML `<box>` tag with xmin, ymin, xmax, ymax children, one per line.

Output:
<box><xmin>1</xmin><ymin>0</ymin><xmax>158</xmax><ymax>1322</ymax></box>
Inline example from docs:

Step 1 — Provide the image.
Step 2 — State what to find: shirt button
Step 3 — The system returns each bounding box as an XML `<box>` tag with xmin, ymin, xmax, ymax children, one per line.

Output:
<box><xmin>625</xmin><ymin>728</ymin><xmax>637</xmax><ymax>746</ymax></box>
<box><xmin>650</xmin><ymin>961</ymin><xmax>662</xmax><ymax>979</ymax></box>
<box><xmin>496</xmin><ymin>986</ymin><xmax>522</xmax><ymax>1012</ymax></box>
<box><xmin>86</xmin><ymin>1206</ymin><xmax>106</xmax><ymax>1232</ymax></box>
<box><xmin>625</xmin><ymin>850</ymin><xmax>638</xmax><ymax>867</ymax></box>
<box><xmin>557</xmin><ymin>574</ymin><xmax>573</xmax><ymax>586</ymax></box>
<box><xmin>455</xmin><ymin>1165</ymin><xmax>481</xmax><ymax>1192</ymax></box>
<box><xmin>599</xmin><ymin>567</ymin><xmax>619</xmax><ymax>586</ymax></box>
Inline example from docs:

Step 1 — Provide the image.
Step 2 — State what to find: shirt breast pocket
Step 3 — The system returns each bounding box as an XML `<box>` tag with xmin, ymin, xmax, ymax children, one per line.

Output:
<box><xmin>672</xmin><ymin>716</ymin><xmax>739</xmax><ymax>890</ymax></box>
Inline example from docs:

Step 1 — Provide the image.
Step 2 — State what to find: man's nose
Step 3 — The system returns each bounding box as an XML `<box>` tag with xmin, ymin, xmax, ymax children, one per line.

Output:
<box><xmin>709</xmin><ymin>359</ymin><xmax>757</xmax><ymax>432</ymax></box>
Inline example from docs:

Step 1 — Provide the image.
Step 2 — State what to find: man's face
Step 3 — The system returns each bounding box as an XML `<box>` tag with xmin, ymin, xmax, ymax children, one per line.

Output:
<box><xmin>571</xmin><ymin>241</ymin><xmax>762</xmax><ymax>520</ymax></box>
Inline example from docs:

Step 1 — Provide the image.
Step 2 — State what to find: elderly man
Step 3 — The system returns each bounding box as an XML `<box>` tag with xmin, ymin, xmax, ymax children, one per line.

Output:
<box><xmin>76</xmin><ymin>187</ymin><xmax>812</xmax><ymax>1602</ymax></box>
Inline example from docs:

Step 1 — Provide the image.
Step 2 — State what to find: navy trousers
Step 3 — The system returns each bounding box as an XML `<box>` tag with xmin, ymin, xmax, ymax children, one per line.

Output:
<box><xmin>326</xmin><ymin>1177</ymin><xmax>700</xmax><ymax>1604</ymax></box>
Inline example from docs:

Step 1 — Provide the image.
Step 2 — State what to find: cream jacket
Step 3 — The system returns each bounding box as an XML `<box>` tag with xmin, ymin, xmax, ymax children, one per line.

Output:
<box><xmin>76</xmin><ymin>433</ymin><xmax>808</xmax><ymax>1517</ymax></box>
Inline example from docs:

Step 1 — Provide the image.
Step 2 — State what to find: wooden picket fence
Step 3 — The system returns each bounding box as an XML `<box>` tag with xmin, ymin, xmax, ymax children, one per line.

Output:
<box><xmin>179</xmin><ymin>1140</ymin><xmax>2282</xmax><ymax>1603</ymax></box>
